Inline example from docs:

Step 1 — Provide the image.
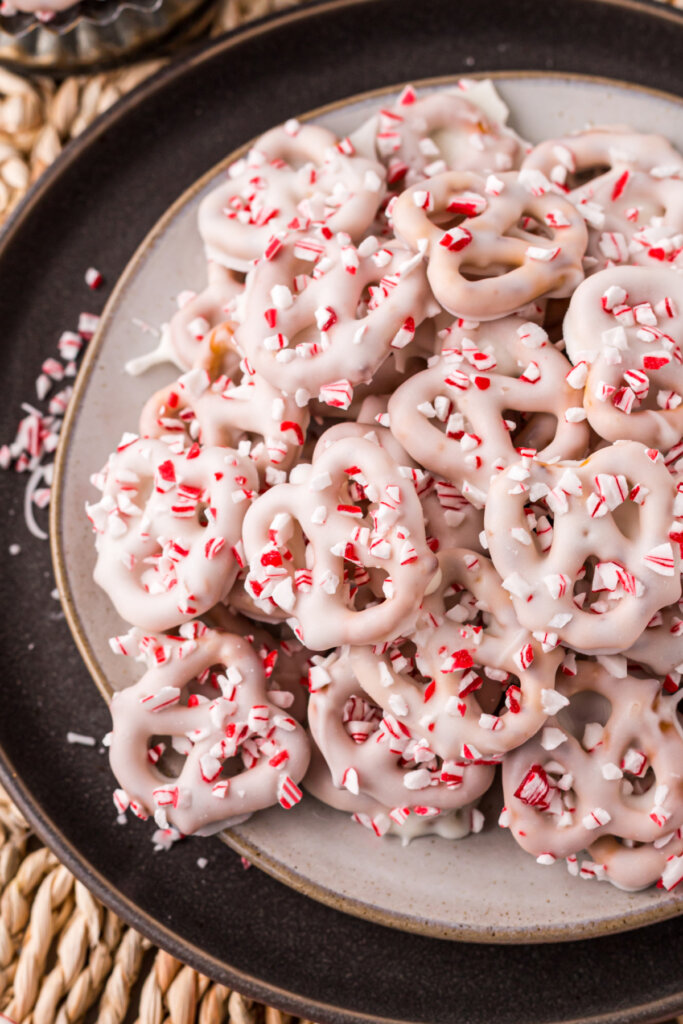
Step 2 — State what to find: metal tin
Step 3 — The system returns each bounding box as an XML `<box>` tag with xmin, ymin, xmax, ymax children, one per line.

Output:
<box><xmin>0</xmin><ymin>0</ymin><xmax>217</xmax><ymax>73</ymax></box>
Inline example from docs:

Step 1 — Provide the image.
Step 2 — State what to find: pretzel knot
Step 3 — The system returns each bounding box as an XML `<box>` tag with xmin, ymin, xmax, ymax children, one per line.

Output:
<box><xmin>139</xmin><ymin>329</ymin><xmax>309</xmax><ymax>477</ymax></box>
<box><xmin>350</xmin><ymin>548</ymin><xmax>562</xmax><ymax>762</ymax></box>
<box><xmin>168</xmin><ymin>265</ymin><xmax>244</xmax><ymax>371</ymax></box>
<box><xmin>241</xmin><ymin>434</ymin><xmax>438</xmax><ymax>650</ymax></box>
<box><xmin>235</xmin><ymin>230</ymin><xmax>439</xmax><ymax>399</ymax></box>
<box><xmin>387</xmin><ymin>315</ymin><xmax>590</xmax><ymax>506</ymax></box>
<box><xmin>307</xmin><ymin>649</ymin><xmax>494</xmax><ymax>815</ymax></box>
<box><xmin>484</xmin><ymin>441</ymin><xmax>682</xmax><ymax>655</ymax></box>
<box><xmin>198</xmin><ymin>123</ymin><xmax>386</xmax><ymax>272</ymax></box>
<box><xmin>108</xmin><ymin>627</ymin><xmax>311</xmax><ymax>836</ymax></box>
<box><xmin>367</xmin><ymin>87</ymin><xmax>522</xmax><ymax>187</ymax></box>
<box><xmin>502</xmin><ymin>661</ymin><xmax>683</xmax><ymax>874</ymax></box>
<box><xmin>391</xmin><ymin>170</ymin><xmax>588</xmax><ymax>320</ymax></box>
<box><xmin>87</xmin><ymin>437</ymin><xmax>259</xmax><ymax>632</ymax></box>
<box><xmin>521</xmin><ymin>127</ymin><xmax>683</xmax><ymax>193</ymax></box>
<box><xmin>564</xmin><ymin>266</ymin><xmax>683</xmax><ymax>451</ymax></box>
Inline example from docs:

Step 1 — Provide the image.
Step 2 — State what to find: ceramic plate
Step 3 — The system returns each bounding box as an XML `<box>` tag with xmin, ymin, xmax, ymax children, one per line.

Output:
<box><xmin>1</xmin><ymin>1</ymin><xmax>683</xmax><ymax>1020</ymax></box>
<box><xmin>53</xmin><ymin>74</ymin><xmax>683</xmax><ymax>943</ymax></box>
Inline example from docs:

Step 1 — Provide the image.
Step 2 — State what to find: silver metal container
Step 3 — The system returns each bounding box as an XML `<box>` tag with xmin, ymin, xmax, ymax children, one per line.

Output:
<box><xmin>0</xmin><ymin>0</ymin><xmax>217</xmax><ymax>73</ymax></box>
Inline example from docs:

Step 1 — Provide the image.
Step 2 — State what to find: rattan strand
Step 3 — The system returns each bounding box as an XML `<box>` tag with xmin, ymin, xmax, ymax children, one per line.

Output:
<box><xmin>0</xmin><ymin>0</ymin><xmax>682</xmax><ymax>1019</ymax></box>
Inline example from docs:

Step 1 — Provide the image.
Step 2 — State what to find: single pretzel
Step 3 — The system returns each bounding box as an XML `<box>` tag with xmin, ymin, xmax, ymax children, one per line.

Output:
<box><xmin>87</xmin><ymin>437</ymin><xmax>259</xmax><ymax>632</ymax></box>
<box><xmin>521</xmin><ymin>127</ymin><xmax>683</xmax><ymax>193</ymax></box>
<box><xmin>139</xmin><ymin>331</ymin><xmax>309</xmax><ymax>476</ymax></box>
<box><xmin>168</xmin><ymin>264</ymin><xmax>244</xmax><ymax>370</ymax></box>
<box><xmin>363</xmin><ymin>86</ymin><xmax>523</xmax><ymax>187</ymax></box>
<box><xmin>307</xmin><ymin>648</ymin><xmax>494</xmax><ymax>812</ymax></box>
<box><xmin>391</xmin><ymin>170</ymin><xmax>588</xmax><ymax>319</ymax></box>
<box><xmin>108</xmin><ymin>627</ymin><xmax>310</xmax><ymax>835</ymax></box>
<box><xmin>235</xmin><ymin>230</ymin><xmax>439</xmax><ymax>398</ymax></box>
<box><xmin>350</xmin><ymin>548</ymin><xmax>562</xmax><ymax>762</ymax></box>
<box><xmin>388</xmin><ymin>315</ymin><xmax>589</xmax><ymax>505</ymax></box>
<box><xmin>242</xmin><ymin>433</ymin><xmax>438</xmax><ymax>650</ymax></box>
<box><xmin>502</xmin><ymin>661</ymin><xmax>683</xmax><ymax>864</ymax></box>
<box><xmin>198</xmin><ymin>124</ymin><xmax>386</xmax><ymax>272</ymax></box>
<box><xmin>484</xmin><ymin>441</ymin><xmax>682</xmax><ymax>655</ymax></box>
<box><xmin>563</xmin><ymin>266</ymin><xmax>683</xmax><ymax>450</ymax></box>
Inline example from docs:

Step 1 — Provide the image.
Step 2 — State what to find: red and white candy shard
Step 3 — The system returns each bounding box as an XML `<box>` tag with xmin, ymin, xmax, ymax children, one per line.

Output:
<box><xmin>484</xmin><ymin>441</ymin><xmax>681</xmax><ymax>654</ymax></box>
<box><xmin>198</xmin><ymin>123</ymin><xmax>386</xmax><ymax>273</ymax></box>
<box><xmin>108</xmin><ymin>629</ymin><xmax>310</xmax><ymax>835</ymax></box>
<box><xmin>87</xmin><ymin>437</ymin><xmax>259</xmax><ymax>632</ymax></box>
<box><xmin>563</xmin><ymin>265</ymin><xmax>683</xmax><ymax>451</ymax></box>
<box><xmin>391</xmin><ymin>170</ymin><xmax>588</xmax><ymax>320</ymax></box>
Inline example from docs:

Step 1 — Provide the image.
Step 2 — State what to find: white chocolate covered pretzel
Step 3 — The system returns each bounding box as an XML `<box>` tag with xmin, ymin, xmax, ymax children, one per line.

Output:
<box><xmin>388</xmin><ymin>316</ymin><xmax>589</xmax><ymax>504</ymax></box>
<box><xmin>198</xmin><ymin>124</ymin><xmax>386</xmax><ymax>272</ymax></box>
<box><xmin>350</xmin><ymin>548</ymin><xmax>562</xmax><ymax>761</ymax></box>
<box><xmin>391</xmin><ymin>170</ymin><xmax>588</xmax><ymax>319</ymax></box>
<box><xmin>521</xmin><ymin>127</ymin><xmax>683</xmax><ymax>193</ymax></box>
<box><xmin>502</xmin><ymin>661</ymin><xmax>683</xmax><ymax>869</ymax></box>
<box><xmin>109</xmin><ymin>627</ymin><xmax>310</xmax><ymax>835</ymax></box>
<box><xmin>307</xmin><ymin>648</ymin><xmax>494</xmax><ymax>811</ymax></box>
<box><xmin>242</xmin><ymin>433</ymin><xmax>437</xmax><ymax>649</ymax></box>
<box><xmin>484</xmin><ymin>442</ymin><xmax>682</xmax><ymax>654</ymax></box>
<box><xmin>563</xmin><ymin>265</ymin><xmax>683</xmax><ymax>450</ymax></box>
<box><xmin>87</xmin><ymin>437</ymin><xmax>258</xmax><ymax>632</ymax></box>
<box><xmin>362</xmin><ymin>86</ymin><xmax>523</xmax><ymax>187</ymax></box>
<box><xmin>235</xmin><ymin>230</ymin><xmax>439</xmax><ymax>399</ymax></box>
<box><xmin>139</xmin><ymin>330</ymin><xmax>309</xmax><ymax>476</ymax></box>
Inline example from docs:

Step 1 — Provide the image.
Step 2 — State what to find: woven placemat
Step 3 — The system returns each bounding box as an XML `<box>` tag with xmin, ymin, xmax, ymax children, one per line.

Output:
<box><xmin>1</xmin><ymin>1</ymin><xmax>683</xmax><ymax>1020</ymax></box>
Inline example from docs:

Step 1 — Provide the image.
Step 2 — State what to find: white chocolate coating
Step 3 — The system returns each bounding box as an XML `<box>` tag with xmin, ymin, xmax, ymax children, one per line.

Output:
<box><xmin>484</xmin><ymin>442</ymin><xmax>682</xmax><ymax>654</ymax></box>
<box><xmin>307</xmin><ymin>649</ymin><xmax>494</xmax><ymax>809</ymax></box>
<box><xmin>109</xmin><ymin>628</ymin><xmax>310</xmax><ymax>835</ymax></box>
<box><xmin>168</xmin><ymin>265</ymin><xmax>244</xmax><ymax>371</ymax></box>
<box><xmin>362</xmin><ymin>88</ymin><xmax>523</xmax><ymax>186</ymax></box>
<box><xmin>563</xmin><ymin>265</ymin><xmax>683</xmax><ymax>450</ymax></box>
<box><xmin>87</xmin><ymin>437</ymin><xmax>258</xmax><ymax>632</ymax></box>
<box><xmin>242</xmin><ymin>433</ymin><xmax>438</xmax><ymax>650</ymax></box>
<box><xmin>502</xmin><ymin>661</ymin><xmax>683</xmax><ymax>879</ymax></box>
